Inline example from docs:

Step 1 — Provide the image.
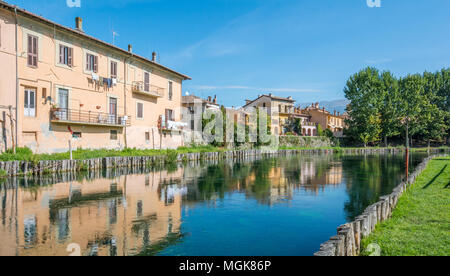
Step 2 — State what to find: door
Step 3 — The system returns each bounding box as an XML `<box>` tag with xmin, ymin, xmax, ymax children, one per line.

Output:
<box><xmin>58</xmin><ymin>88</ymin><xmax>69</xmax><ymax>120</ymax></box>
<box><xmin>24</xmin><ymin>89</ymin><xmax>36</xmax><ymax>117</ymax></box>
<box><xmin>109</xmin><ymin>97</ymin><xmax>118</xmax><ymax>124</ymax></box>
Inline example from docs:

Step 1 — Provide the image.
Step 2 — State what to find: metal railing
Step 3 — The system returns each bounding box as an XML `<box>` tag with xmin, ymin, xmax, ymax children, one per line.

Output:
<box><xmin>132</xmin><ymin>81</ymin><xmax>165</xmax><ymax>97</ymax></box>
<box><xmin>51</xmin><ymin>108</ymin><xmax>131</xmax><ymax>127</ymax></box>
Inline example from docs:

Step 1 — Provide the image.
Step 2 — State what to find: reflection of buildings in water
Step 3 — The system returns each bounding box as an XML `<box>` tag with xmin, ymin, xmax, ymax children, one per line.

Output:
<box><xmin>0</xmin><ymin>169</ymin><xmax>184</xmax><ymax>256</ymax></box>
<box><xmin>295</xmin><ymin>160</ymin><xmax>343</xmax><ymax>195</ymax></box>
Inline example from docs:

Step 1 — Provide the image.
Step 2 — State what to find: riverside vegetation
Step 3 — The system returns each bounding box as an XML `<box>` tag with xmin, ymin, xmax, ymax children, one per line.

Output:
<box><xmin>360</xmin><ymin>157</ymin><xmax>450</xmax><ymax>256</ymax></box>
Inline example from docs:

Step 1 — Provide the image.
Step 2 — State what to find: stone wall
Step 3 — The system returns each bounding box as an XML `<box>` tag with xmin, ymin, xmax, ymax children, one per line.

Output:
<box><xmin>314</xmin><ymin>153</ymin><xmax>449</xmax><ymax>256</ymax></box>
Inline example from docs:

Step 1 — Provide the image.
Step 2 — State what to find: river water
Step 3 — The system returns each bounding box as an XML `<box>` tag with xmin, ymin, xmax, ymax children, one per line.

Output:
<box><xmin>0</xmin><ymin>152</ymin><xmax>428</xmax><ymax>256</ymax></box>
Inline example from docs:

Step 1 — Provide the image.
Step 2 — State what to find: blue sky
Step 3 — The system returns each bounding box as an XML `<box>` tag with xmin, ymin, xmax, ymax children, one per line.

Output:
<box><xmin>9</xmin><ymin>0</ymin><xmax>450</xmax><ymax>107</ymax></box>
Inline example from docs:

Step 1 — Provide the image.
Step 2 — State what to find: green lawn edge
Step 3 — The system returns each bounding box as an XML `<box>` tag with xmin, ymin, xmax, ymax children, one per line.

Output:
<box><xmin>360</xmin><ymin>156</ymin><xmax>450</xmax><ymax>256</ymax></box>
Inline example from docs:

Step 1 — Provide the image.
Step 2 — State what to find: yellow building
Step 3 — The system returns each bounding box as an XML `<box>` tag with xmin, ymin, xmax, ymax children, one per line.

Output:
<box><xmin>0</xmin><ymin>2</ymin><xmax>191</xmax><ymax>153</ymax></box>
<box><xmin>305</xmin><ymin>103</ymin><xmax>345</xmax><ymax>137</ymax></box>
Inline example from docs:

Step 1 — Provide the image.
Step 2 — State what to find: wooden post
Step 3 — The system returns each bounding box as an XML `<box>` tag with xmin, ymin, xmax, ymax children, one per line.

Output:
<box><xmin>2</xmin><ymin>111</ymin><xmax>7</xmax><ymax>152</ymax></box>
<box><xmin>69</xmin><ymin>139</ymin><xmax>73</xmax><ymax>160</ymax></box>
<box><xmin>405</xmin><ymin>147</ymin><xmax>409</xmax><ymax>182</ymax></box>
<box><xmin>152</xmin><ymin>128</ymin><xmax>155</xmax><ymax>149</ymax></box>
<box><xmin>8</xmin><ymin>106</ymin><xmax>15</xmax><ymax>154</ymax></box>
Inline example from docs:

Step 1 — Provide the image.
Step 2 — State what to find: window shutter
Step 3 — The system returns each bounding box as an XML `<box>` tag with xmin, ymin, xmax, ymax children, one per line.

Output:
<box><xmin>68</xmin><ymin>48</ymin><xmax>73</xmax><ymax>67</ymax></box>
<box><xmin>94</xmin><ymin>55</ymin><xmax>98</xmax><ymax>72</ymax></box>
<box><xmin>86</xmin><ymin>54</ymin><xmax>89</xmax><ymax>70</ymax></box>
<box><xmin>33</xmin><ymin>36</ymin><xmax>38</xmax><ymax>66</ymax></box>
<box><xmin>59</xmin><ymin>45</ymin><xmax>63</xmax><ymax>64</ymax></box>
<box><xmin>27</xmin><ymin>35</ymin><xmax>32</xmax><ymax>66</ymax></box>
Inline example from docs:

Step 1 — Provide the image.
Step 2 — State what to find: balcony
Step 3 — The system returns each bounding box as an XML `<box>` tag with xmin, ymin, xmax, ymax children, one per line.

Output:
<box><xmin>132</xmin><ymin>81</ymin><xmax>165</xmax><ymax>98</ymax></box>
<box><xmin>51</xmin><ymin>108</ymin><xmax>131</xmax><ymax>127</ymax></box>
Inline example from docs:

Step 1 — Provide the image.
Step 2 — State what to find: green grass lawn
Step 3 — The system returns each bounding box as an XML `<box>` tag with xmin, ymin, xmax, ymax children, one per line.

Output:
<box><xmin>361</xmin><ymin>157</ymin><xmax>450</xmax><ymax>256</ymax></box>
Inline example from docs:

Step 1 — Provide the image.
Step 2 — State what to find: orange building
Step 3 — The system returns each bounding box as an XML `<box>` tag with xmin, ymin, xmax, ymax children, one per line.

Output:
<box><xmin>305</xmin><ymin>103</ymin><xmax>345</xmax><ymax>137</ymax></box>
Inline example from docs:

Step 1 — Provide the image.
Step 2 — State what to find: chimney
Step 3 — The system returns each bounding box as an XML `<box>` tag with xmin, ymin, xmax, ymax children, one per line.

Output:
<box><xmin>128</xmin><ymin>44</ymin><xmax>133</xmax><ymax>53</ymax></box>
<box><xmin>75</xmin><ymin>17</ymin><xmax>83</xmax><ymax>32</ymax></box>
<box><xmin>245</xmin><ymin>100</ymin><xmax>251</xmax><ymax>105</ymax></box>
<box><xmin>315</xmin><ymin>103</ymin><xmax>319</xmax><ymax>109</ymax></box>
<box><xmin>213</xmin><ymin>95</ymin><xmax>217</xmax><ymax>104</ymax></box>
<box><xmin>152</xmin><ymin>52</ymin><xmax>157</xmax><ymax>62</ymax></box>
<box><xmin>207</xmin><ymin>96</ymin><xmax>212</xmax><ymax>102</ymax></box>
<box><xmin>338</xmin><ymin>112</ymin><xmax>341</xmax><ymax>116</ymax></box>
<box><xmin>334</xmin><ymin>110</ymin><xmax>336</xmax><ymax>116</ymax></box>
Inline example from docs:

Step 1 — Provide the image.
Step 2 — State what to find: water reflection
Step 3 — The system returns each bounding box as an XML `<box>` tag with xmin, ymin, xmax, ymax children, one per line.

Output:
<box><xmin>0</xmin><ymin>152</ymin><xmax>428</xmax><ymax>256</ymax></box>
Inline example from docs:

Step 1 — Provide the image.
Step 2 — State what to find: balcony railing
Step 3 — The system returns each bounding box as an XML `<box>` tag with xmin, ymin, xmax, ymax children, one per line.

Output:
<box><xmin>132</xmin><ymin>81</ymin><xmax>165</xmax><ymax>98</ymax></box>
<box><xmin>51</xmin><ymin>108</ymin><xmax>131</xmax><ymax>127</ymax></box>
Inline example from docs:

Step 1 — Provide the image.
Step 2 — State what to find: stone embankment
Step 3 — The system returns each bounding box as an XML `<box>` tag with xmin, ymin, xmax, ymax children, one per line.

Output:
<box><xmin>0</xmin><ymin>148</ymin><xmax>445</xmax><ymax>177</ymax></box>
<box><xmin>314</xmin><ymin>153</ymin><xmax>448</xmax><ymax>256</ymax></box>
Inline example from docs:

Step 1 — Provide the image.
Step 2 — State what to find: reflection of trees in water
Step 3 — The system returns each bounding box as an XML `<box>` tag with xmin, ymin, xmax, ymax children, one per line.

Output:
<box><xmin>342</xmin><ymin>153</ymin><xmax>428</xmax><ymax>221</ymax></box>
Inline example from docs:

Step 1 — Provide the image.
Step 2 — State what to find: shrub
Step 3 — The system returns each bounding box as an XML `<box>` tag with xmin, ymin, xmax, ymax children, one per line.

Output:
<box><xmin>165</xmin><ymin>149</ymin><xmax>178</xmax><ymax>164</ymax></box>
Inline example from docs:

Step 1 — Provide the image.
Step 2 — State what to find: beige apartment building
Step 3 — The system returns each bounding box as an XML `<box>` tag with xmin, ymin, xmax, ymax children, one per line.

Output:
<box><xmin>0</xmin><ymin>2</ymin><xmax>190</xmax><ymax>154</ymax></box>
<box><xmin>243</xmin><ymin>94</ymin><xmax>295</xmax><ymax>135</ymax></box>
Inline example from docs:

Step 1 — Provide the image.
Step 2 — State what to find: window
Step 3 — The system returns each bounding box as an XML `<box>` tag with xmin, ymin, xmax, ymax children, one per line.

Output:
<box><xmin>168</xmin><ymin>81</ymin><xmax>173</xmax><ymax>100</ymax></box>
<box><xmin>86</xmin><ymin>53</ymin><xmax>98</xmax><ymax>72</ymax></box>
<box><xmin>59</xmin><ymin>45</ymin><xmax>73</xmax><ymax>67</ymax></box>
<box><xmin>42</xmin><ymin>88</ymin><xmax>47</xmax><ymax>99</ymax></box>
<box><xmin>144</xmin><ymin>72</ymin><xmax>150</xmax><ymax>92</ymax></box>
<box><xmin>110</xmin><ymin>61</ymin><xmax>117</xmax><ymax>78</ymax></box>
<box><xmin>24</xmin><ymin>89</ymin><xmax>36</xmax><ymax>117</ymax></box>
<box><xmin>145</xmin><ymin>132</ymin><xmax>150</xmax><ymax>142</ymax></box>
<box><xmin>27</xmin><ymin>35</ymin><xmax>38</xmax><ymax>67</ymax></box>
<box><xmin>110</xmin><ymin>130</ymin><xmax>118</xmax><ymax>140</ymax></box>
<box><xmin>165</xmin><ymin>109</ymin><xmax>174</xmax><ymax>121</ymax></box>
<box><xmin>72</xmin><ymin>132</ymin><xmax>82</xmax><ymax>138</ymax></box>
<box><xmin>136</xmin><ymin>102</ymin><xmax>144</xmax><ymax>119</ymax></box>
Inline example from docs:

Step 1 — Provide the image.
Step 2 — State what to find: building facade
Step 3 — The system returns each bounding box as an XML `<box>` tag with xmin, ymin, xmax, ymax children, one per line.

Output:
<box><xmin>243</xmin><ymin>94</ymin><xmax>295</xmax><ymax>136</ymax></box>
<box><xmin>305</xmin><ymin>103</ymin><xmax>345</xmax><ymax>137</ymax></box>
<box><xmin>0</xmin><ymin>2</ymin><xmax>190</xmax><ymax>153</ymax></box>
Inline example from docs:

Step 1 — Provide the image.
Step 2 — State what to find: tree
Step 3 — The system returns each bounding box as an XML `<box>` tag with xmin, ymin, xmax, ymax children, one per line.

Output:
<box><xmin>283</xmin><ymin>117</ymin><xmax>302</xmax><ymax>135</ymax></box>
<box><xmin>380</xmin><ymin>71</ymin><xmax>401</xmax><ymax>147</ymax></box>
<box><xmin>344</xmin><ymin>67</ymin><xmax>383</xmax><ymax>146</ymax></box>
<box><xmin>398</xmin><ymin>74</ymin><xmax>427</xmax><ymax>148</ymax></box>
<box><xmin>420</xmin><ymin>72</ymin><xmax>448</xmax><ymax>147</ymax></box>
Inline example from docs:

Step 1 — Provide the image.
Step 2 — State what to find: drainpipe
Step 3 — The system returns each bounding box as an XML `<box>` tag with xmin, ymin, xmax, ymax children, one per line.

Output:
<box><xmin>123</xmin><ymin>54</ymin><xmax>133</xmax><ymax>149</ymax></box>
<box><xmin>14</xmin><ymin>7</ymin><xmax>19</xmax><ymax>153</ymax></box>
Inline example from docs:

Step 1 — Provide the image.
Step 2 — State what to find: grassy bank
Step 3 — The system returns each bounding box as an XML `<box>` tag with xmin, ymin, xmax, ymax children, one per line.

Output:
<box><xmin>0</xmin><ymin>146</ymin><xmax>448</xmax><ymax>163</ymax></box>
<box><xmin>361</xmin><ymin>157</ymin><xmax>450</xmax><ymax>256</ymax></box>
<box><xmin>0</xmin><ymin>145</ymin><xmax>224</xmax><ymax>162</ymax></box>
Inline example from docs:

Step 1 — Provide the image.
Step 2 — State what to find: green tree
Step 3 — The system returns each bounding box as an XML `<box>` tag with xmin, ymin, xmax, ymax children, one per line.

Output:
<box><xmin>398</xmin><ymin>74</ymin><xmax>427</xmax><ymax>148</ymax></box>
<box><xmin>283</xmin><ymin>117</ymin><xmax>302</xmax><ymax>135</ymax></box>
<box><xmin>380</xmin><ymin>71</ymin><xmax>402</xmax><ymax>147</ymax></box>
<box><xmin>344</xmin><ymin>67</ymin><xmax>383</xmax><ymax>147</ymax></box>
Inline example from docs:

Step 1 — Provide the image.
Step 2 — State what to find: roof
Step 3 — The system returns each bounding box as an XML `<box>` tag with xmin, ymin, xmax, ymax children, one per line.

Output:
<box><xmin>243</xmin><ymin>94</ymin><xmax>295</xmax><ymax>107</ymax></box>
<box><xmin>0</xmin><ymin>1</ymin><xmax>191</xmax><ymax>80</ymax></box>
<box><xmin>182</xmin><ymin>95</ymin><xmax>219</xmax><ymax>106</ymax></box>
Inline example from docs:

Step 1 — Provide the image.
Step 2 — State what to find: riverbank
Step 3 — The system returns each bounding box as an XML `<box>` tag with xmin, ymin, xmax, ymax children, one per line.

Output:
<box><xmin>314</xmin><ymin>153</ymin><xmax>448</xmax><ymax>256</ymax></box>
<box><xmin>360</xmin><ymin>157</ymin><xmax>450</xmax><ymax>256</ymax></box>
<box><xmin>0</xmin><ymin>147</ymin><xmax>449</xmax><ymax>178</ymax></box>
